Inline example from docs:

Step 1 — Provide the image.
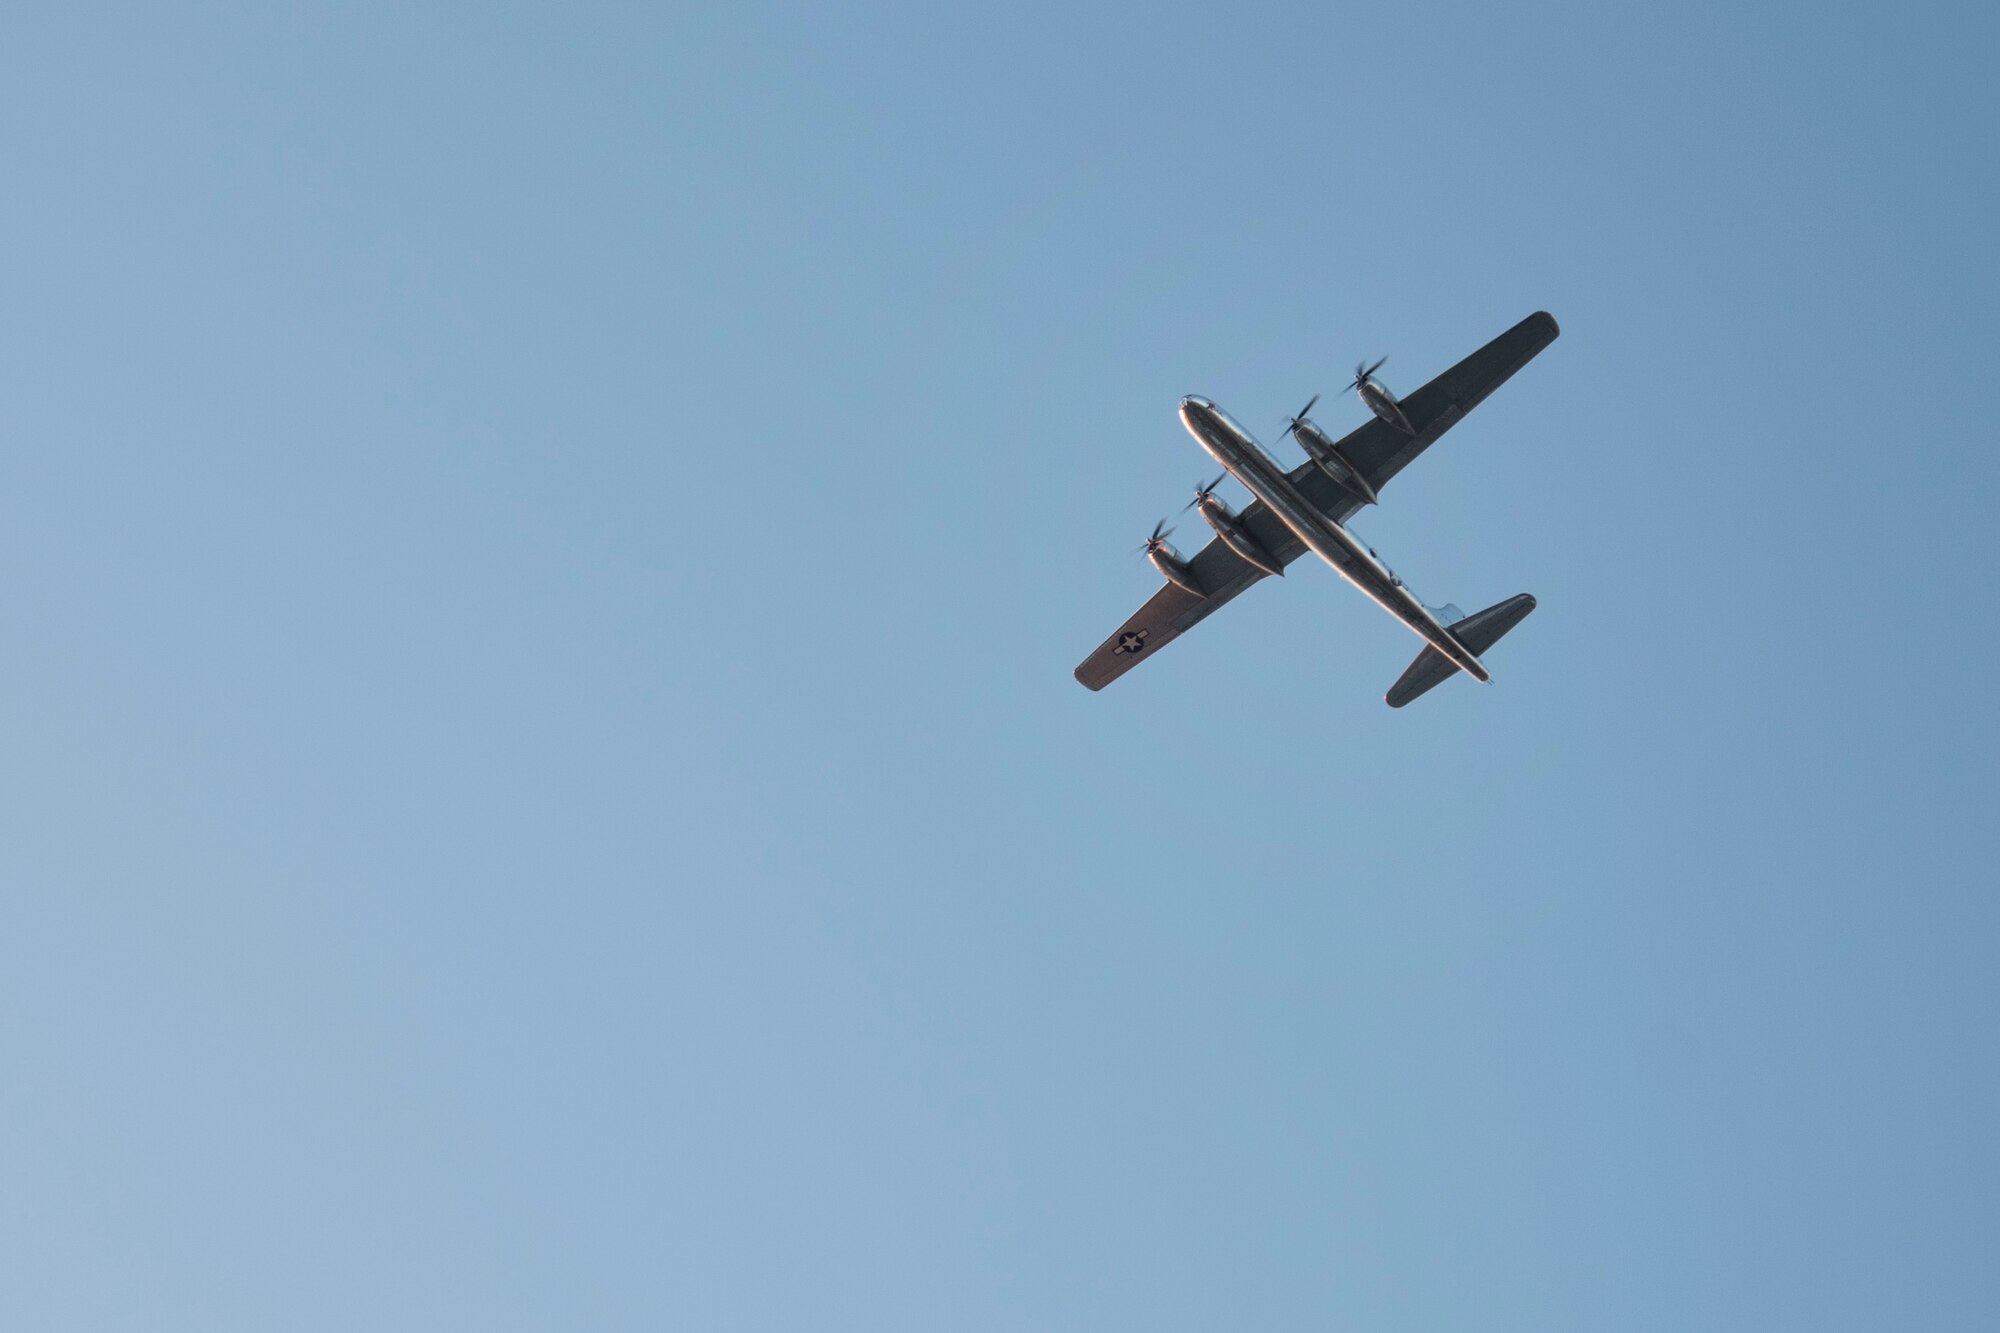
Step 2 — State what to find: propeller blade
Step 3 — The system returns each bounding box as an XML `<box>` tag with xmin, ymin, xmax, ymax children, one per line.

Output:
<box><xmin>1185</xmin><ymin>474</ymin><xmax>1225</xmax><ymax>510</ymax></box>
<box><xmin>1365</xmin><ymin>355</ymin><xmax>1387</xmax><ymax>379</ymax></box>
<box><xmin>1282</xmin><ymin>393</ymin><xmax>1320</xmax><ymax>439</ymax></box>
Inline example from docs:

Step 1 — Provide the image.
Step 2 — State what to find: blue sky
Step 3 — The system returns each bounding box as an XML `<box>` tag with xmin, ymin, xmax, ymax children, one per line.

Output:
<box><xmin>3</xmin><ymin>2</ymin><xmax>1997</xmax><ymax>1329</ymax></box>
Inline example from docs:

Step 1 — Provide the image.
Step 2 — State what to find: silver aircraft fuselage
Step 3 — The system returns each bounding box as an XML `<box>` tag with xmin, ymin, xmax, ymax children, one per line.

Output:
<box><xmin>1178</xmin><ymin>396</ymin><xmax>1489</xmax><ymax>682</ymax></box>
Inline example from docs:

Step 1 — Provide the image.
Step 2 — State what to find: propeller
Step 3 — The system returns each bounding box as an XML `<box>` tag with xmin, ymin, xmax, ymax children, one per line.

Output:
<box><xmin>1139</xmin><ymin>518</ymin><xmax>1176</xmax><ymax>554</ymax></box>
<box><xmin>1345</xmin><ymin>356</ymin><xmax>1388</xmax><ymax>393</ymax></box>
<box><xmin>1280</xmin><ymin>392</ymin><xmax>1321</xmax><ymax>442</ymax></box>
<box><xmin>1182</xmin><ymin>473</ymin><xmax>1227</xmax><ymax>511</ymax></box>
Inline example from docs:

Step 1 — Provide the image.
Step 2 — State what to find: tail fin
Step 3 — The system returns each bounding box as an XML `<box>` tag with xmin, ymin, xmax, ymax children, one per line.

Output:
<box><xmin>1385</xmin><ymin>594</ymin><xmax>1537</xmax><ymax>708</ymax></box>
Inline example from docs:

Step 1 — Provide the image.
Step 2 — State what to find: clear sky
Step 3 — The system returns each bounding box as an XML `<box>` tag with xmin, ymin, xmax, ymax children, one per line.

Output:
<box><xmin>3</xmin><ymin>2</ymin><xmax>1997</xmax><ymax>1329</ymax></box>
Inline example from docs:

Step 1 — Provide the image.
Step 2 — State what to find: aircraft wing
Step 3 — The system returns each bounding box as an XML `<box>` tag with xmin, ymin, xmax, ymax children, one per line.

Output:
<box><xmin>1073</xmin><ymin>310</ymin><xmax>1559</xmax><ymax>691</ymax></box>
<box><xmin>1304</xmin><ymin>310</ymin><xmax>1561</xmax><ymax>504</ymax></box>
<box><xmin>1072</xmin><ymin>500</ymin><xmax>1308</xmax><ymax>691</ymax></box>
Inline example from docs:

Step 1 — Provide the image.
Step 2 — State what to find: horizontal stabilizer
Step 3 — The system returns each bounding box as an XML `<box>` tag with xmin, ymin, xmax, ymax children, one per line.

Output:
<box><xmin>1385</xmin><ymin>594</ymin><xmax>1537</xmax><ymax>708</ymax></box>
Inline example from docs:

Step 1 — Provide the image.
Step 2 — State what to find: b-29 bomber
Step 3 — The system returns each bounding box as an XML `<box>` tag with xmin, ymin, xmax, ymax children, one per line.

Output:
<box><xmin>1074</xmin><ymin>311</ymin><xmax>1559</xmax><ymax>707</ymax></box>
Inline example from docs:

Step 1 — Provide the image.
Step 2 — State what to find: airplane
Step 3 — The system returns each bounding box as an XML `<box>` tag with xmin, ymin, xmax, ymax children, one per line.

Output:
<box><xmin>1074</xmin><ymin>311</ymin><xmax>1559</xmax><ymax>707</ymax></box>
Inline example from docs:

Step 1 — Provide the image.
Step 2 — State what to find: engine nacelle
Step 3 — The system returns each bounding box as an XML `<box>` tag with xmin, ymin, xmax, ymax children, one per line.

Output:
<box><xmin>1147</xmin><ymin>543</ymin><xmax>1206</xmax><ymax>597</ymax></box>
<box><xmin>1358</xmin><ymin>379</ymin><xmax>1416</xmax><ymax>435</ymax></box>
<box><xmin>1195</xmin><ymin>496</ymin><xmax>1284</xmax><ymax>577</ymax></box>
<box><xmin>1294</xmin><ymin>421</ymin><xmax>1379</xmax><ymax>506</ymax></box>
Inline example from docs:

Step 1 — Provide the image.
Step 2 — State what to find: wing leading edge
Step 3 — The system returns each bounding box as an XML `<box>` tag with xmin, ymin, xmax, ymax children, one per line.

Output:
<box><xmin>1073</xmin><ymin>311</ymin><xmax>1559</xmax><ymax>691</ymax></box>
